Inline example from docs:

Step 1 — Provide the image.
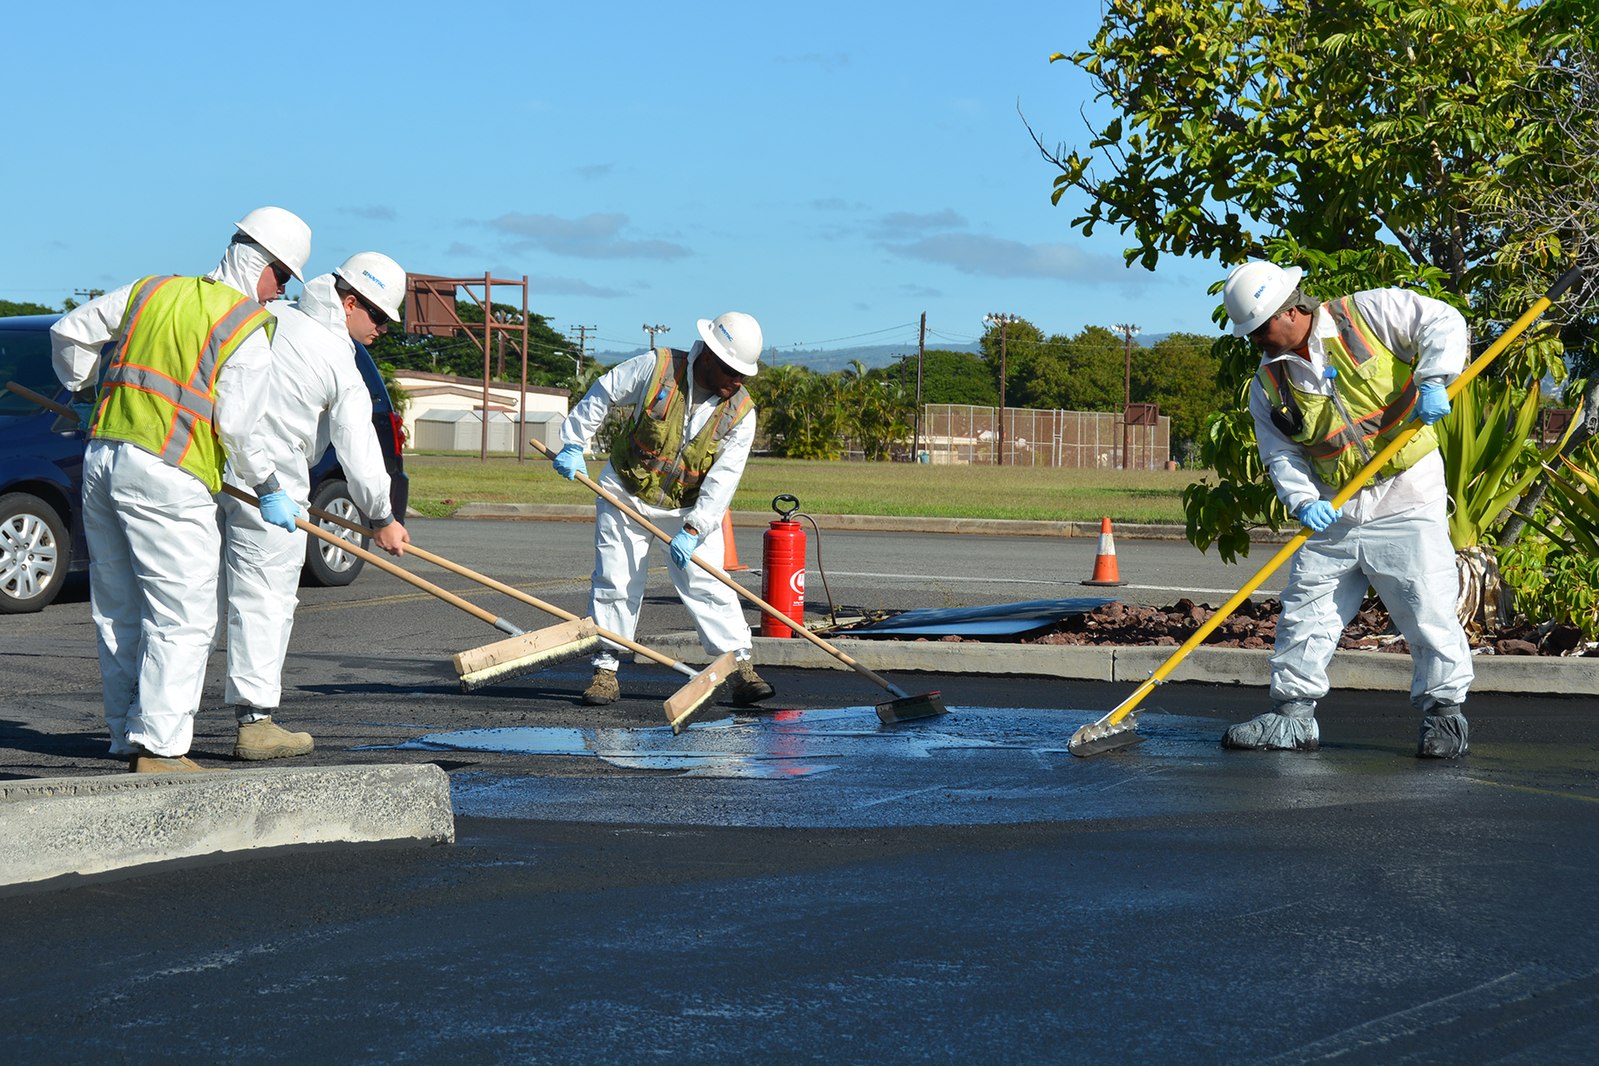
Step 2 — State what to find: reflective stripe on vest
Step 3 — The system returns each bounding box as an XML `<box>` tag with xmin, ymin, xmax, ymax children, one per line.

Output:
<box><xmin>614</xmin><ymin>347</ymin><xmax>752</xmax><ymax>508</ymax></box>
<box><xmin>93</xmin><ymin>275</ymin><xmax>273</xmax><ymax>491</ymax></box>
<box><xmin>1258</xmin><ymin>297</ymin><xmax>1436</xmax><ymax>485</ymax></box>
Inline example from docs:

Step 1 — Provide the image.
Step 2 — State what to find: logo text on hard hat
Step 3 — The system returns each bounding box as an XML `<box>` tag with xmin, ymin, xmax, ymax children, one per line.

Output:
<box><xmin>1252</xmin><ymin>284</ymin><xmax>1267</xmax><ymax>299</ymax></box>
<box><xmin>363</xmin><ymin>270</ymin><xmax>387</xmax><ymax>290</ymax></box>
<box><xmin>717</xmin><ymin>323</ymin><xmax>733</xmax><ymax>342</ymax></box>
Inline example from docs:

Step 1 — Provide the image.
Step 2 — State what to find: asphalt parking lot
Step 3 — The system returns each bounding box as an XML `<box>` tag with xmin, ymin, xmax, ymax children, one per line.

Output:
<box><xmin>3</xmin><ymin>519</ymin><xmax>1597</xmax><ymax>1063</ymax></box>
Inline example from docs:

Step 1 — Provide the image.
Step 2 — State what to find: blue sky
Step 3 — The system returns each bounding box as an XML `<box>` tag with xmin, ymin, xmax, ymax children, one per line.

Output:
<box><xmin>1</xmin><ymin>1</ymin><xmax>1228</xmax><ymax>360</ymax></box>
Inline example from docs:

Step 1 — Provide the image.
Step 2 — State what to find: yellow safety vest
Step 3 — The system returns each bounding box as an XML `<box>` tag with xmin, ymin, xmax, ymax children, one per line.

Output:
<box><xmin>1257</xmin><ymin>295</ymin><xmax>1437</xmax><ymax>486</ymax></box>
<box><xmin>613</xmin><ymin>348</ymin><xmax>752</xmax><ymax>508</ymax></box>
<box><xmin>92</xmin><ymin>275</ymin><xmax>274</xmax><ymax>492</ymax></box>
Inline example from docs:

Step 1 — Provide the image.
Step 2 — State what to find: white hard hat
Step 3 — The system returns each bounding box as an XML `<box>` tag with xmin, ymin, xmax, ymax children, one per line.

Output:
<box><xmin>696</xmin><ymin>311</ymin><xmax>763</xmax><ymax>377</ymax></box>
<box><xmin>234</xmin><ymin>206</ymin><xmax>312</xmax><ymax>281</ymax></box>
<box><xmin>1222</xmin><ymin>260</ymin><xmax>1303</xmax><ymax>337</ymax></box>
<box><xmin>334</xmin><ymin>251</ymin><xmax>407</xmax><ymax>322</ymax></box>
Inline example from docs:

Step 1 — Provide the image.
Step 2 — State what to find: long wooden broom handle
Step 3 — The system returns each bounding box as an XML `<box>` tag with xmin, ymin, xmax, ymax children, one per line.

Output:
<box><xmin>527</xmin><ymin>438</ymin><xmax>908</xmax><ymax>698</ymax></box>
<box><xmin>1089</xmin><ymin>265</ymin><xmax>1588</xmax><ymax>731</ymax></box>
<box><xmin>1</xmin><ymin>385</ymin><xmax>526</xmax><ymax>639</ymax></box>
<box><xmin>220</xmin><ymin>484</ymin><xmax>519</xmax><ymax>635</ymax></box>
<box><xmin>4</xmin><ymin>379</ymin><xmax>73</xmax><ymax>417</ymax></box>
<box><xmin>295</xmin><ymin>499</ymin><xmax>688</xmax><ymax>674</ymax></box>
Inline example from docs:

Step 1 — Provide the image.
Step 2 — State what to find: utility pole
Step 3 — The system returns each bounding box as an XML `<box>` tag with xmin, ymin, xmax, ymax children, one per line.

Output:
<box><xmin>1114</xmin><ymin>323</ymin><xmax>1141</xmax><ymax>469</ymax></box>
<box><xmin>984</xmin><ymin>313</ymin><xmax>1018</xmax><ymax>466</ymax></box>
<box><xmin>569</xmin><ymin>324</ymin><xmax>595</xmax><ymax>377</ymax></box>
<box><xmin>913</xmin><ymin>311</ymin><xmax>926</xmax><ymax>462</ymax></box>
<box><xmin>642</xmin><ymin>323</ymin><xmax>670</xmax><ymax>349</ymax></box>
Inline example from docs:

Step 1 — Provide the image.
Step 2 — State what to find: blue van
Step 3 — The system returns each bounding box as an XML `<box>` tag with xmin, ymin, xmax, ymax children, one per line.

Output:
<box><xmin>0</xmin><ymin>313</ymin><xmax>408</xmax><ymax>612</ymax></box>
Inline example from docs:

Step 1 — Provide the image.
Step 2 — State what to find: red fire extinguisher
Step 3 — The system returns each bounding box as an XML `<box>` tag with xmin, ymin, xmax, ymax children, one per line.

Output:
<box><xmin>761</xmin><ymin>494</ymin><xmax>806</xmax><ymax>638</ymax></box>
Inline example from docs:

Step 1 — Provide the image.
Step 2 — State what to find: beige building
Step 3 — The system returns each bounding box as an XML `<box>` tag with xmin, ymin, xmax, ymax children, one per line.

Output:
<box><xmin>393</xmin><ymin>370</ymin><xmax>570</xmax><ymax>454</ymax></box>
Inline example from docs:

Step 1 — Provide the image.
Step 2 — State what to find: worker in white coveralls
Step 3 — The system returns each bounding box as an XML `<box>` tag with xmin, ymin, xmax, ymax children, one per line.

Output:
<box><xmin>553</xmin><ymin>312</ymin><xmax>775</xmax><ymax>707</ymax></box>
<box><xmin>50</xmin><ymin>207</ymin><xmax>312</xmax><ymax>773</ymax></box>
<box><xmin>1219</xmin><ymin>260</ymin><xmax>1473</xmax><ymax>758</ymax></box>
<box><xmin>217</xmin><ymin>252</ymin><xmax>412</xmax><ymax>760</ymax></box>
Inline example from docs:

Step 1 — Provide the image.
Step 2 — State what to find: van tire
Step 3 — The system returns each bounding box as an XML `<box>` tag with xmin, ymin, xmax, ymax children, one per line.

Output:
<box><xmin>0</xmin><ymin>491</ymin><xmax>71</xmax><ymax>613</ymax></box>
<box><xmin>300</xmin><ymin>479</ymin><xmax>368</xmax><ymax>587</ymax></box>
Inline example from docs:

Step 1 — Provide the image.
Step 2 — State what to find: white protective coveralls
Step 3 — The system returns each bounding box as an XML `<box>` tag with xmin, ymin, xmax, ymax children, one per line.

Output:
<box><xmin>560</xmin><ymin>349</ymin><xmax>756</xmax><ymax>671</ymax></box>
<box><xmin>217</xmin><ymin>274</ymin><xmax>395</xmax><ymax>718</ymax></box>
<box><xmin>1250</xmin><ymin>288</ymin><xmax>1474</xmax><ymax>714</ymax></box>
<box><xmin>50</xmin><ymin>241</ymin><xmax>282</xmax><ymax>757</ymax></box>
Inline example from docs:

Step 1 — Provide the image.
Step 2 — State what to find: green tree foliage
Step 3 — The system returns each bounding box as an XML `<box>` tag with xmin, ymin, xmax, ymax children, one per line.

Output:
<box><xmin>1037</xmin><ymin>0</ymin><xmax>1597</xmax><ymax>561</ymax></box>
<box><xmin>887</xmin><ymin>350</ymin><xmax>999</xmax><ymax>406</ymax></box>
<box><xmin>748</xmin><ymin>362</ymin><xmax>915</xmax><ymax>460</ymax></box>
<box><xmin>748</xmin><ymin>364</ymin><xmax>842</xmax><ymax>459</ymax></box>
<box><xmin>371</xmin><ymin>299</ymin><xmax>577</xmax><ymax>389</ymax></box>
<box><xmin>0</xmin><ymin>299</ymin><xmax>59</xmax><ymax>316</ymax></box>
<box><xmin>1005</xmin><ymin>324</ymin><xmax>1126</xmax><ymax>412</ymax></box>
<box><xmin>969</xmin><ymin>319</ymin><xmax>1227</xmax><ymax>458</ymax></box>
<box><xmin>1134</xmin><ymin>332</ymin><xmax>1232</xmax><ymax>462</ymax></box>
<box><xmin>848</xmin><ymin>360</ymin><xmax>915</xmax><ymax>460</ymax></box>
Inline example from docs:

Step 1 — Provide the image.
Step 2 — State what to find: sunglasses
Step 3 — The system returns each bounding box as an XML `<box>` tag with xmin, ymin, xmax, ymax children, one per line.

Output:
<box><xmin>269</xmin><ymin>261</ymin><xmax>294</xmax><ymax>289</ymax></box>
<box><xmin>356</xmin><ymin>293</ymin><xmax>389</xmax><ymax>323</ymax></box>
<box><xmin>1249</xmin><ymin>308</ymin><xmax>1293</xmax><ymax>340</ymax></box>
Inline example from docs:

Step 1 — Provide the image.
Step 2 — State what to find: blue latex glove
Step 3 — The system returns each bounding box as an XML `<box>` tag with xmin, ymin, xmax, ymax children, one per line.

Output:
<box><xmin>1415</xmin><ymin>381</ymin><xmax>1451</xmax><ymax>425</ymax></box>
<box><xmin>669</xmin><ymin>528</ymin><xmax>702</xmax><ymax>568</ymax></box>
<box><xmin>552</xmin><ymin>443</ymin><xmax>587</xmax><ymax>481</ymax></box>
<box><xmin>1297</xmin><ymin>500</ymin><xmax>1341</xmax><ymax>533</ymax></box>
<box><xmin>70</xmin><ymin>402</ymin><xmax>95</xmax><ymax>427</ymax></box>
<box><xmin>258</xmin><ymin>491</ymin><xmax>302</xmax><ymax>532</ymax></box>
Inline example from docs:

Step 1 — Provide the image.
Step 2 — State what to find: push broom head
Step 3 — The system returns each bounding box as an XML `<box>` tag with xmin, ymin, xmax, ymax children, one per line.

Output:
<box><xmin>665</xmin><ymin>651</ymin><xmax>737</xmax><ymax>734</ymax></box>
<box><xmin>454</xmin><ymin>618</ymin><xmax>602</xmax><ymax>693</ymax></box>
<box><xmin>875</xmin><ymin>690</ymin><xmax>948</xmax><ymax>725</ymax></box>
<box><xmin>1067</xmin><ymin>711</ymin><xmax>1145</xmax><ymax>756</ymax></box>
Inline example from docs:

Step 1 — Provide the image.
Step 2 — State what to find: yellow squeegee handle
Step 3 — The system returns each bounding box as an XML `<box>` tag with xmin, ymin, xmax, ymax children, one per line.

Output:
<box><xmin>1092</xmin><ymin>265</ymin><xmax>1585</xmax><ymax>731</ymax></box>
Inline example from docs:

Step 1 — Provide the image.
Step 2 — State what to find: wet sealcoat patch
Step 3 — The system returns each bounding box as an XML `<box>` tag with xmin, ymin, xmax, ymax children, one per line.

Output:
<box><xmin>380</xmin><ymin>705</ymin><xmax>1041</xmax><ymax>779</ymax></box>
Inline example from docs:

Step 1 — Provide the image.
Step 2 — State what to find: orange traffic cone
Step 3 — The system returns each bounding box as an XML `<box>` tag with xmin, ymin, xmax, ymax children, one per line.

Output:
<box><xmin>1082</xmin><ymin>517</ymin><xmax>1126</xmax><ymax>586</ymax></box>
<box><xmin>722</xmin><ymin>509</ymin><xmax>749</xmax><ymax>572</ymax></box>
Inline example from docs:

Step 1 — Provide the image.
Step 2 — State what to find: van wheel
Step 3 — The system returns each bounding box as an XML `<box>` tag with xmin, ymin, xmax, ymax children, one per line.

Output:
<box><xmin>0</xmin><ymin>492</ymin><xmax>71</xmax><ymax>613</ymax></box>
<box><xmin>301</xmin><ymin>479</ymin><xmax>368</xmax><ymax>587</ymax></box>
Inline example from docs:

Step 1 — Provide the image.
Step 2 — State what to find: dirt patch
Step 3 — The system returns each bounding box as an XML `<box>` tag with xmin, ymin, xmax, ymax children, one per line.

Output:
<box><xmin>912</xmin><ymin>598</ymin><xmax>1596</xmax><ymax>657</ymax></box>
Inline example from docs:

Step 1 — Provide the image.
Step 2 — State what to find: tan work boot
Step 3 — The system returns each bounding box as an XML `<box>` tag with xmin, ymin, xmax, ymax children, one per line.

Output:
<box><xmin>235</xmin><ymin>716</ymin><xmax>315</xmax><ymax>761</ymax></box>
<box><xmin>729</xmin><ymin>660</ymin><xmax>775</xmax><ymax>706</ymax></box>
<box><xmin>129</xmin><ymin>753</ymin><xmax>213</xmax><ymax>774</ymax></box>
<box><xmin>582</xmin><ymin>668</ymin><xmax>620</xmax><ymax>706</ymax></box>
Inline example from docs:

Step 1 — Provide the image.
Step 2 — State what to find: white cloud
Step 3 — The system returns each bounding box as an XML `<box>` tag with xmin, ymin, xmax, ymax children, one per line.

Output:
<box><xmin>488</xmin><ymin>212</ymin><xmax>691</xmax><ymax>260</ymax></box>
<box><xmin>526</xmin><ymin>274</ymin><xmax>630</xmax><ymax>299</ymax></box>
<box><xmin>885</xmin><ymin>233</ymin><xmax>1119</xmax><ymax>280</ymax></box>
<box><xmin>872</xmin><ymin>209</ymin><xmax>966</xmax><ymax>238</ymax></box>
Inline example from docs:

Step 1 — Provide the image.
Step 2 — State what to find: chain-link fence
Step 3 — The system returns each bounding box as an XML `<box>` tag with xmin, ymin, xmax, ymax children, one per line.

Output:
<box><xmin>911</xmin><ymin>404</ymin><xmax>1170</xmax><ymax>468</ymax></box>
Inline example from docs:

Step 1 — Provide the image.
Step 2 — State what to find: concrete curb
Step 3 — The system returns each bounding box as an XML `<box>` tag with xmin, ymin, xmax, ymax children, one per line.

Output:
<box><xmin>446</xmin><ymin>504</ymin><xmax>1230</xmax><ymax>541</ymax></box>
<box><xmin>0</xmin><ymin>763</ymin><xmax>455</xmax><ymax>889</ymax></box>
<box><xmin>442</xmin><ymin>506</ymin><xmax>1587</xmax><ymax>692</ymax></box>
<box><xmin>641</xmin><ymin>633</ymin><xmax>1599</xmax><ymax>696</ymax></box>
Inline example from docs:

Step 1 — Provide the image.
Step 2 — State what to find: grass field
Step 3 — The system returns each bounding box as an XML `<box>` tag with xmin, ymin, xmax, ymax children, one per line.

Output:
<box><xmin>405</xmin><ymin>453</ymin><xmax>1204</xmax><ymax>523</ymax></box>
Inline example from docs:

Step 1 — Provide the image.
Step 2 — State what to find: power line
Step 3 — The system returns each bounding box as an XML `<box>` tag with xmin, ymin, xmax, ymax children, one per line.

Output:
<box><xmin>925</xmin><ymin>326</ymin><xmax>982</xmax><ymax>345</ymax></box>
<box><xmin>776</xmin><ymin>321</ymin><xmax>921</xmax><ymax>350</ymax></box>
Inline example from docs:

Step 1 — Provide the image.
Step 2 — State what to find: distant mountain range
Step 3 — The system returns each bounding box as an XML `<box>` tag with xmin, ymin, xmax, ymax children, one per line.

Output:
<box><xmin>595</xmin><ymin>334</ymin><xmax>1173</xmax><ymax>374</ymax></box>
